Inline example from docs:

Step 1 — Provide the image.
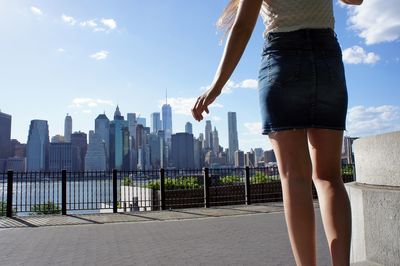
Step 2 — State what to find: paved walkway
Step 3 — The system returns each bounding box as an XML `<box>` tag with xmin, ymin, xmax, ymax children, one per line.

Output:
<box><xmin>4</xmin><ymin>202</ymin><xmax>378</xmax><ymax>265</ymax></box>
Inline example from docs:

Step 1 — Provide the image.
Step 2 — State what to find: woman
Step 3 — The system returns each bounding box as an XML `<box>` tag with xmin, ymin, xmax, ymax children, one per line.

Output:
<box><xmin>191</xmin><ymin>0</ymin><xmax>363</xmax><ymax>265</ymax></box>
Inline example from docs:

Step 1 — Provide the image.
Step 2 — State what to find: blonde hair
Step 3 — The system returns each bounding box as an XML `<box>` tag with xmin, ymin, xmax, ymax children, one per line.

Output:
<box><xmin>217</xmin><ymin>0</ymin><xmax>240</xmax><ymax>36</ymax></box>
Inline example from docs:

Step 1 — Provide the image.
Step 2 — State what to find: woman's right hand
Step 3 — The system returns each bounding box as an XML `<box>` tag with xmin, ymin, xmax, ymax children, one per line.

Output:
<box><xmin>191</xmin><ymin>87</ymin><xmax>221</xmax><ymax>122</ymax></box>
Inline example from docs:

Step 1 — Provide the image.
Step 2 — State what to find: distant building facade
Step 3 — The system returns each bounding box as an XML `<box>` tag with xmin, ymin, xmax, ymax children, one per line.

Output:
<box><xmin>171</xmin><ymin>133</ymin><xmax>194</xmax><ymax>169</ymax></box>
<box><xmin>228</xmin><ymin>112</ymin><xmax>239</xmax><ymax>165</ymax></box>
<box><xmin>64</xmin><ymin>114</ymin><xmax>72</xmax><ymax>142</ymax></box>
<box><xmin>71</xmin><ymin>131</ymin><xmax>87</xmax><ymax>172</ymax></box>
<box><xmin>85</xmin><ymin>130</ymin><xmax>107</xmax><ymax>171</ymax></box>
<box><xmin>0</xmin><ymin>111</ymin><xmax>12</xmax><ymax>160</ymax></box>
<box><xmin>151</xmin><ymin>112</ymin><xmax>161</xmax><ymax>134</ymax></box>
<box><xmin>26</xmin><ymin>120</ymin><xmax>49</xmax><ymax>171</ymax></box>
<box><xmin>49</xmin><ymin>142</ymin><xmax>79</xmax><ymax>171</ymax></box>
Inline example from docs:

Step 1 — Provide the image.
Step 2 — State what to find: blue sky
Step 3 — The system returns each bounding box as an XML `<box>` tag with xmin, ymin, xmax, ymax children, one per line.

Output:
<box><xmin>0</xmin><ymin>0</ymin><xmax>399</xmax><ymax>152</ymax></box>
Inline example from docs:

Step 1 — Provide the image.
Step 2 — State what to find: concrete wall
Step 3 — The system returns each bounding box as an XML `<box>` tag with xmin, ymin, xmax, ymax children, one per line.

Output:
<box><xmin>346</xmin><ymin>131</ymin><xmax>400</xmax><ymax>265</ymax></box>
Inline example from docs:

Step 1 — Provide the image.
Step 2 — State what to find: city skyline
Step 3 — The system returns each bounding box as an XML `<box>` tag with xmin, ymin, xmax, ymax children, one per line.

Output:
<box><xmin>1</xmin><ymin>1</ymin><xmax>399</xmax><ymax>152</ymax></box>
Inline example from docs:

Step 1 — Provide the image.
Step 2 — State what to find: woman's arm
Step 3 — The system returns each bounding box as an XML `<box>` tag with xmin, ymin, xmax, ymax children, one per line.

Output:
<box><xmin>340</xmin><ymin>0</ymin><xmax>363</xmax><ymax>5</ymax></box>
<box><xmin>192</xmin><ymin>0</ymin><xmax>263</xmax><ymax>122</ymax></box>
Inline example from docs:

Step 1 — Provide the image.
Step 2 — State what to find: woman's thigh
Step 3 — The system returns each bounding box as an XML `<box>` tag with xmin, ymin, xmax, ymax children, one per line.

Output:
<box><xmin>268</xmin><ymin>129</ymin><xmax>312</xmax><ymax>179</ymax></box>
<box><xmin>307</xmin><ymin>128</ymin><xmax>344</xmax><ymax>181</ymax></box>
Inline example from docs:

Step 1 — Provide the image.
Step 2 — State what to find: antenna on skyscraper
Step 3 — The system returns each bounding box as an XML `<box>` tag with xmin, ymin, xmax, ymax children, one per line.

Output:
<box><xmin>165</xmin><ymin>88</ymin><xmax>168</xmax><ymax>104</ymax></box>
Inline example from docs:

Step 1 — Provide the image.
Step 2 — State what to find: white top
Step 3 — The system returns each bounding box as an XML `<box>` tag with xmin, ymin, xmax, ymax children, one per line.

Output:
<box><xmin>260</xmin><ymin>0</ymin><xmax>334</xmax><ymax>36</ymax></box>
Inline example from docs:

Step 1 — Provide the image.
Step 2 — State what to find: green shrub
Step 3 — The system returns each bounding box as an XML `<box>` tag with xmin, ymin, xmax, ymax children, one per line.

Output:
<box><xmin>218</xmin><ymin>175</ymin><xmax>242</xmax><ymax>185</ymax></box>
<box><xmin>342</xmin><ymin>165</ymin><xmax>354</xmax><ymax>175</ymax></box>
<box><xmin>251</xmin><ymin>171</ymin><xmax>278</xmax><ymax>184</ymax></box>
<box><xmin>31</xmin><ymin>201</ymin><xmax>61</xmax><ymax>215</ymax></box>
<box><xmin>122</xmin><ymin>176</ymin><xmax>132</xmax><ymax>186</ymax></box>
<box><xmin>147</xmin><ymin>176</ymin><xmax>201</xmax><ymax>190</ymax></box>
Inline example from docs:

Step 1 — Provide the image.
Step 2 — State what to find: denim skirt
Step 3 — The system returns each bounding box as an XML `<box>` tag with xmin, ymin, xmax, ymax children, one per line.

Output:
<box><xmin>258</xmin><ymin>28</ymin><xmax>348</xmax><ymax>135</ymax></box>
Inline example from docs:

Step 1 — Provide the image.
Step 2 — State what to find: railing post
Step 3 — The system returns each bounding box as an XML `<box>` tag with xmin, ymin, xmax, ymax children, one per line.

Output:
<box><xmin>204</xmin><ymin>168</ymin><xmax>210</xmax><ymax>208</ymax></box>
<box><xmin>245</xmin><ymin>166</ymin><xmax>251</xmax><ymax>205</ymax></box>
<box><xmin>112</xmin><ymin>169</ymin><xmax>118</xmax><ymax>213</ymax></box>
<box><xmin>62</xmin><ymin>170</ymin><xmax>67</xmax><ymax>215</ymax></box>
<box><xmin>6</xmin><ymin>171</ymin><xmax>13</xmax><ymax>217</ymax></box>
<box><xmin>160</xmin><ymin>168</ymin><xmax>166</xmax><ymax>210</ymax></box>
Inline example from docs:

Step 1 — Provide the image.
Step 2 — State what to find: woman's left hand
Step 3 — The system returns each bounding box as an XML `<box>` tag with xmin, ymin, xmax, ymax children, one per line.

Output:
<box><xmin>191</xmin><ymin>88</ymin><xmax>221</xmax><ymax>122</ymax></box>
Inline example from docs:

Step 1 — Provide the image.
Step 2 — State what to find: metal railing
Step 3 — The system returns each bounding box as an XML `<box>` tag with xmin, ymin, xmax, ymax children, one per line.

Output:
<box><xmin>0</xmin><ymin>164</ymin><xmax>355</xmax><ymax>217</ymax></box>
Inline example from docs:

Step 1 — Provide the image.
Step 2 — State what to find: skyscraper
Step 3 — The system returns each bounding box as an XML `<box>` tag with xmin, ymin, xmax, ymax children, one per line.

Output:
<box><xmin>151</xmin><ymin>112</ymin><xmax>161</xmax><ymax>134</ymax></box>
<box><xmin>71</xmin><ymin>131</ymin><xmax>87</xmax><ymax>171</ymax></box>
<box><xmin>228</xmin><ymin>112</ymin><xmax>239</xmax><ymax>165</ymax></box>
<box><xmin>85</xmin><ymin>130</ymin><xmax>107</xmax><ymax>171</ymax></box>
<box><xmin>27</xmin><ymin>120</ymin><xmax>49</xmax><ymax>171</ymax></box>
<box><xmin>185</xmin><ymin>122</ymin><xmax>193</xmax><ymax>135</ymax></box>
<box><xmin>205</xmin><ymin>120</ymin><xmax>212</xmax><ymax>149</ymax></box>
<box><xmin>109</xmin><ymin>106</ymin><xmax>130</xmax><ymax>170</ymax></box>
<box><xmin>234</xmin><ymin>150</ymin><xmax>244</xmax><ymax>167</ymax></box>
<box><xmin>212</xmin><ymin>127</ymin><xmax>219</xmax><ymax>155</ymax></box>
<box><xmin>95</xmin><ymin>113</ymin><xmax>110</xmax><ymax>169</ymax></box>
<box><xmin>171</xmin><ymin>133</ymin><xmax>194</xmax><ymax>169</ymax></box>
<box><xmin>162</xmin><ymin>102</ymin><xmax>172</xmax><ymax>143</ymax></box>
<box><xmin>64</xmin><ymin>114</ymin><xmax>72</xmax><ymax>142</ymax></box>
<box><xmin>0</xmin><ymin>111</ymin><xmax>12</xmax><ymax>159</ymax></box>
<box><xmin>49</xmin><ymin>142</ymin><xmax>79</xmax><ymax>171</ymax></box>
<box><xmin>137</xmin><ymin>117</ymin><xmax>147</xmax><ymax>127</ymax></box>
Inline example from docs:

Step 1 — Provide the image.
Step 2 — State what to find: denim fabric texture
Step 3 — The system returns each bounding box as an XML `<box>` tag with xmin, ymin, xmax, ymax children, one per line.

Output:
<box><xmin>258</xmin><ymin>28</ymin><xmax>348</xmax><ymax>135</ymax></box>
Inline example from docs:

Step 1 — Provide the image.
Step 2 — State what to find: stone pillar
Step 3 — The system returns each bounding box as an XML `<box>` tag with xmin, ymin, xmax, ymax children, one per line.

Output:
<box><xmin>346</xmin><ymin>131</ymin><xmax>400</xmax><ymax>265</ymax></box>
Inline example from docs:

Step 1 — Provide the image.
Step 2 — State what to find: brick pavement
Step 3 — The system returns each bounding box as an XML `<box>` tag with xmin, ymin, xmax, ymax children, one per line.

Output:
<box><xmin>0</xmin><ymin>203</ymin><xmax>334</xmax><ymax>266</ymax></box>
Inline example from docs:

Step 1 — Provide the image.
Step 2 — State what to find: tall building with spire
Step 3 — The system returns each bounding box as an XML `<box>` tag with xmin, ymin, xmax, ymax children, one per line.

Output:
<box><xmin>27</xmin><ymin>120</ymin><xmax>50</xmax><ymax>171</ymax></box>
<box><xmin>64</xmin><ymin>114</ymin><xmax>72</xmax><ymax>142</ymax></box>
<box><xmin>109</xmin><ymin>106</ymin><xmax>130</xmax><ymax>170</ymax></box>
<box><xmin>228</xmin><ymin>112</ymin><xmax>239</xmax><ymax>165</ymax></box>
<box><xmin>162</xmin><ymin>90</ymin><xmax>173</xmax><ymax>143</ymax></box>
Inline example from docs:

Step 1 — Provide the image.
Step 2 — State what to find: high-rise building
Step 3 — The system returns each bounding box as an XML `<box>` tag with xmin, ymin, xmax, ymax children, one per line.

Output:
<box><xmin>148</xmin><ymin>133</ymin><xmax>161</xmax><ymax>169</ymax></box>
<box><xmin>110</xmin><ymin>106</ymin><xmax>130</xmax><ymax>170</ymax></box>
<box><xmin>6</xmin><ymin>157</ymin><xmax>26</xmax><ymax>172</ymax></box>
<box><xmin>162</xmin><ymin>103</ymin><xmax>172</xmax><ymax>143</ymax></box>
<box><xmin>185</xmin><ymin>122</ymin><xmax>193</xmax><ymax>135</ymax></box>
<box><xmin>171</xmin><ymin>133</ymin><xmax>194</xmax><ymax>169</ymax></box>
<box><xmin>137</xmin><ymin>117</ymin><xmax>146</xmax><ymax>127</ymax></box>
<box><xmin>95</xmin><ymin>113</ymin><xmax>110</xmax><ymax>169</ymax></box>
<box><xmin>234</xmin><ymin>150</ymin><xmax>244</xmax><ymax>168</ymax></box>
<box><xmin>254</xmin><ymin>148</ymin><xmax>264</xmax><ymax>164</ymax></box>
<box><xmin>193</xmin><ymin>138</ymin><xmax>202</xmax><ymax>169</ymax></box>
<box><xmin>342</xmin><ymin>136</ymin><xmax>358</xmax><ymax>164</ymax></box>
<box><xmin>10</xmin><ymin>139</ymin><xmax>26</xmax><ymax>158</ymax></box>
<box><xmin>212</xmin><ymin>127</ymin><xmax>220</xmax><ymax>155</ymax></box>
<box><xmin>151</xmin><ymin>113</ymin><xmax>162</xmax><ymax>134</ymax></box>
<box><xmin>64</xmin><ymin>114</ymin><xmax>72</xmax><ymax>142</ymax></box>
<box><xmin>263</xmin><ymin>149</ymin><xmax>276</xmax><ymax>164</ymax></box>
<box><xmin>157</xmin><ymin>130</ymin><xmax>166</xmax><ymax>169</ymax></box>
<box><xmin>245</xmin><ymin>150</ymin><xmax>256</xmax><ymax>167</ymax></box>
<box><xmin>51</xmin><ymin>135</ymin><xmax>65</xmax><ymax>143</ymax></box>
<box><xmin>228</xmin><ymin>112</ymin><xmax>239</xmax><ymax>165</ymax></box>
<box><xmin>205</xmin><ymin>120</ymin><xmax>212</xmax><ymax>149</ymax></box>
<box><xmin>71</xmin><ymin>131</ymin><xmax>87</xmax><ymax>172</ymax></box>
<box><xmin>85</xmin><ymin>130</ymin><xmax>107</xmax><ymax>171</ymax></box>
<box><xmin>0</xmin><ymin>111</ymin><xmax>12</xmax><ymax>159</ymax></box>
<box><xmin>127</xmin><ymin>113</ymin><xmax>137</xmax><ymax>170</ymax></box>
<box><xmin>27</xmin><ymin>120</ymin><xmax>49</xmax><ymax>171</ymax></box>
<box><xmin>49</xmin><ymin>142</ymin><xmax>79</xmax><ymax>171</ymax></box>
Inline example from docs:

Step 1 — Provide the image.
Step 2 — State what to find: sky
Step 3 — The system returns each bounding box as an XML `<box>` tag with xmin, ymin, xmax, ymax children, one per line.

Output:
<box><xmin>0</xmin><ymin>0</ymin><xmax>399</xmax><ymax>152</ymax></box>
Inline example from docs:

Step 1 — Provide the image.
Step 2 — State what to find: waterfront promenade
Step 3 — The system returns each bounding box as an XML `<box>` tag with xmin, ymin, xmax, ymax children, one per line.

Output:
<box><xmin>0</xmin><ymin>202</ymin><xmax>334</xmax><ymax>266</ymax></box>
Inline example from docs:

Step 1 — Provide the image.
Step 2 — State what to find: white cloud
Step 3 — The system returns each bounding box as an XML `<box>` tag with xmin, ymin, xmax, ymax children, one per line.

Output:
<box><xmin>212</xmin><ymin>116</ymin><xmax>222</xmax><ymax>122</ymax></box>
<box><xmin>30</xmin><ymin>6</ymin><xmax>43</xmax><ymax>16</ymax></box>
<box><xmin>80</xmin><ymin>19</ymin><xmax>97</xmax><ymax>28</ymax></box>
<box><xmin>243</xmin><ymin>122</ymin><xmax>262</xmax><ymax>135</ymax></box>
<box><xmin>90</xmin><ymin>50</ymin><xmax>109</xmax><ymax>60</ymax></box>
<box><xmin>101</xmin><ymin>18</ymin><xmax>117</xmax><ymax>30</ymax></box>
<box><xmin>342</xmin><ymin>46</ymin><xmax>380</xmax><ymax>65</ymax></box>
<box><xmin>57</xmin><ymin>48</ymin><xmax>65</xmax><ymax>53</ymax></box>
<box><xmin>69</xmin><ymin>98</ymin><xmax>114</xmax><ymax>109</ymax></box>
<box><xmin>61</xmin><ymin>14</ymin><xmax>76</xmax><ymax>26</ymax></box>
<box><xmin>201</xmin><ymin>79</ymin><xmax>258</xmax><ymax>95</ymax></box>
<box><xmin>346</xmin><ymin>105</ymin><xmax>400</xmax><ymax>137</ymax></box>
<box><xmin>344</xmin><ymin>0</ymin><xmax>400</xmax><ymax>45</ymax></box>
<box><xmin>158</xmin><ymin>97</ymin><xmax>223</xmax><ymax>116</ymax></box>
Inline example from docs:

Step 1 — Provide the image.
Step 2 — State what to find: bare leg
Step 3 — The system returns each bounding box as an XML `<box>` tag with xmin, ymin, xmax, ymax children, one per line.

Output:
<box><xmin>269</xmin><ymin>130</ymin><xmax>316</xmax><ymax>266</ymax></box>
<box><xmin>308</xmin><ymin>128</ymin><xmax>351</xmax><ymax>266</ymax></box>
